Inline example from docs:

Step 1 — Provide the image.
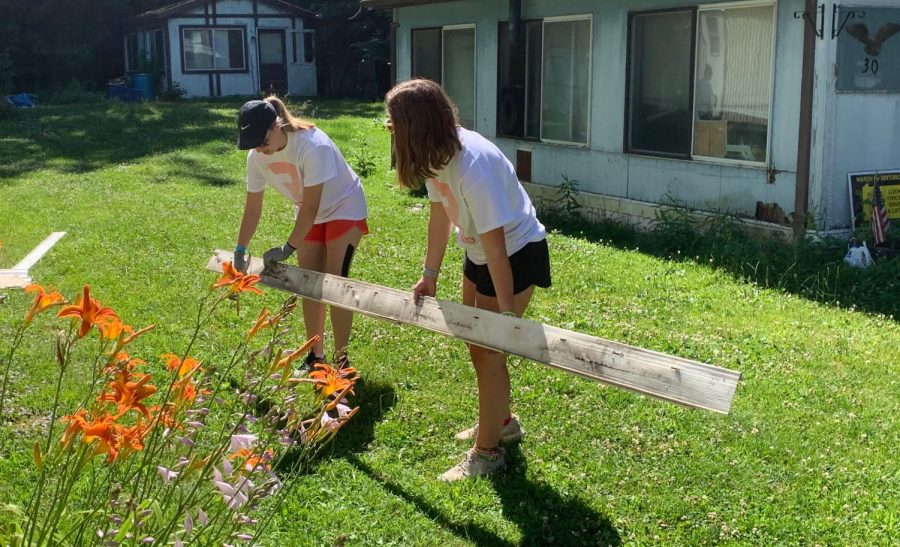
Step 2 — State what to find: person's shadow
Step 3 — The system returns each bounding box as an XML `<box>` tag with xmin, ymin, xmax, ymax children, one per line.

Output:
<box><xmin>277</xmin><ymin>379</ymin><xmax>620</xmax><ymax>545</ymax></box>
<box><xmin>490</xmin><ymin>443</ymin><xmax>621</xmax><ymax>546</ymax></box>
<box><xmin>344</xmin><ymin>437</ymin><xmax>621</xmax><ymax>546</ymax></box>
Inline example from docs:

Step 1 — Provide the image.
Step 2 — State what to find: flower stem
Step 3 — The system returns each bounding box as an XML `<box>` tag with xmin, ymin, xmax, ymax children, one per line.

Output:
<box><xmin>0</xmin><ymin>324</ymin><xmax>26</xmax><ymax>422</ymax></box>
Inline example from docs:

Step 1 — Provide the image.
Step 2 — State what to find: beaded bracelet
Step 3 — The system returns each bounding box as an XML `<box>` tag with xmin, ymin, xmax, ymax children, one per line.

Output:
<box><xmin>422</xmin><ymin>266</ymin><xmax>440</xmax><ymax>279</ymax></box>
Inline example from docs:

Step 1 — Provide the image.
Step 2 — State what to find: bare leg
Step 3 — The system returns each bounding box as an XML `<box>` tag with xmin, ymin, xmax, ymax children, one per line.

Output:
<box><xmin>324</xmin><ymin>227</ymin><xmax>364</xmax><ymax>358</ymax></box>
<box><xmin>298</xmin><ymin>240</ymin><xmax>326</xmax><ymax>356</ymax></box>
<box><xmin>465</xmin><ymin>276</ymin><xmax>535</xmax><ymax>450</ymax></box>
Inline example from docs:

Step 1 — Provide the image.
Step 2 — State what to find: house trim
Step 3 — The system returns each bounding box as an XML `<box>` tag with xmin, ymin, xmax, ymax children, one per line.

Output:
<box><xmin>362</xmin><ymin>0</ymin><xmax>456</xmax><ymax>8</ymax></box>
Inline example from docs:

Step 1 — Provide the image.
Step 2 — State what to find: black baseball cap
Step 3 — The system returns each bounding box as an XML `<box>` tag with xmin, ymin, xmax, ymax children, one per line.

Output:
<box><xmin>237</xmin><ymin>100</ymin><xmax>277</xmax><ymax>150</ymax></box>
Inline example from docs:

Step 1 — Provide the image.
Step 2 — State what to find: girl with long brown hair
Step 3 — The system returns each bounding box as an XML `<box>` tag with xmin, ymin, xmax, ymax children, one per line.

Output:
<box><xmin>385</xmin><ymin>79</ymin><xmax>551</xmax><ymax>481</ymax></box>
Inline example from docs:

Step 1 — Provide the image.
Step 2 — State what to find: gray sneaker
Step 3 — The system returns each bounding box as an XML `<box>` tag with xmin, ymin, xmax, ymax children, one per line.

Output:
<box><xmin>439</xmin><ymin>447</ymin><xmax>506</xmax><ymax>481</ymax></box>
<box><xmin>454</xmin><ymin>415</ymin><xmax>523</xmax><ymax>444</ymax></box>
<box><xmin>293</xmin><ymin>351</ymin><xmax>325</xmax><ymax>377</ymax></box>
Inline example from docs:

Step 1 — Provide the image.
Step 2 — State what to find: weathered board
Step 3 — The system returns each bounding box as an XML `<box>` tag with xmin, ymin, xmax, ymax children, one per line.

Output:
<box><xmin>206</xmin><ymin>250</ymin><xmax>741</xmax><ymax>413</ymax></box>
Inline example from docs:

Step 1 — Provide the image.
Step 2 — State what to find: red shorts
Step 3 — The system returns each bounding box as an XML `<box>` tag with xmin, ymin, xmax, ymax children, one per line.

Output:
<box><xmin>304</xmin><ymin>219</ymin><xmax>369</xmax><ymax>243</ymax></box>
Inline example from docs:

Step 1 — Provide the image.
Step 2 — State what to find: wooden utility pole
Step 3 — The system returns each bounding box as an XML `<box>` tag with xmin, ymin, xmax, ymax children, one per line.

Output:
<box><xmin>207</xmin><ymin>251</ymin><xmax>740</xmax><ymax>414</ymax></box>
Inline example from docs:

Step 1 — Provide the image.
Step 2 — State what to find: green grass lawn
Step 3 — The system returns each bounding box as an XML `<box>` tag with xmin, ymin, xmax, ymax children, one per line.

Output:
<box><xmin>1</xmin><ymin>99</ymin><xmax>898</xmax><ymax>546</ymax></box>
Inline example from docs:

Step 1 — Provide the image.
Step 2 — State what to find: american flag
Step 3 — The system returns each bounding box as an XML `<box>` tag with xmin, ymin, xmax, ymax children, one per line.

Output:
<box><xmin>872</xmin><ymin>183</ymin><xmax>889</xmax><ymax>245</ymax></box>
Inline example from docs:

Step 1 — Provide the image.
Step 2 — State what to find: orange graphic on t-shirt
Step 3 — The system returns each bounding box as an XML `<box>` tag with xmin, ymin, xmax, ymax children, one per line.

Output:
<box><xmin>268</xmin><ymin>162</ymin><xmax>303</xmax><ymax>204</ymax></box>
<box><xmin>431</xmin><ymin>178</ymin><xmax>475</xmax><ymax>243</ymax></box>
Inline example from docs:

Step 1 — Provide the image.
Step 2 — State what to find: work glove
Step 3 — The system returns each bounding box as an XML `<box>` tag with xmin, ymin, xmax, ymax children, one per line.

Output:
<box><xmin>263</xmin><ymin>241</ymin><xmax>296</xmax><ymax>264</ymax></box>
<box><xmin>233</xmin><ymin>251</ymin><xmax>248</xmax><ymax>273</ymax></box>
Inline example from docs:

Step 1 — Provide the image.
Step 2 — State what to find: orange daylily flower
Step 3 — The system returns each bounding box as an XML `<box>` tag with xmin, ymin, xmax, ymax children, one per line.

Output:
<box><xmin>149</xmin><ymin>404</ymin><xmax>180</xmax><ymax>431</ymax></box>
<box><xmin>59</xmin><ymin>409</ymin><xmax>90</xmax><ymax>450</ymax></box>
<box><xmin>161</xmin><ymin>354</ymin><xmax>202</xmax><ymax>377</ymax></box>
<box><xmin>57</xmin><ymin>285</ymin><xmax>118</xmax><ymax>339</ymax></box>
<box><xmin>212</xmin><ymin>261</ymin><xmax>242</xmax><ymax>289</ymax></box>
<box><xmin>171</xmin><ymin>374</ymin><xmax>208</xmax><ymax>409</ymax></box>
<box><xmin>308</xmin><ymin>363</ymin><xmax>357</xmax><ymax>398</ymax></box>
<box><xmin>247</xmin><ymin>308</ymin><xmax>274</xmax><ymax>340</ymax></box>
<box><xmin>80</xmin><ymin>413</ymin><xmax>123</xmax><ymax>463</ymax></box>
<box><xmin>98</xmin><ymin>317</ymin><xmax>132</xmax><ymax>341</ymax></box>
<box><xmin>105</xmin><ymin>324</ymin><xmax>156</xmax><ymax>359</ymax></box>
<box><xmin>267</xmin><ymin>336</ymin><xmax>318</xmax><ymax>376</ymax></box>
<box><xmin>101</xmin><ymin>352</ymin><xmax>146</xmax><ymax>377</ymax></box>
<box><xmin>99</xmin><ymin>370</ymin><xmax>157</xmax><ymax>418</ymax></box>
<box><xmin>212</xmin><ymin>261</ymin><xmax>263</xmax><ymax>296</ymax></box>
<box><xmin>231</xmin><ymin>274</ymin><xmax>263</xmax><ymax>295</ymax></box>
<box><xmin>120</xmin><ymin>421</ymin><xmax>151</xmax><ymax>454</ymax></box>
<box><xmin>61</xmin><ymin>411</ymin><xmax>124</xmax><ymax>463</ymax></box>
<box><xmin>228</xmin><ymin>447</ymin><xmax>274</xmax><ymax>474</ymax></box>
<box><xmin>23</xmin><ymin>284</ymin><xmax>66</xmax><ymax>326</ymax></box>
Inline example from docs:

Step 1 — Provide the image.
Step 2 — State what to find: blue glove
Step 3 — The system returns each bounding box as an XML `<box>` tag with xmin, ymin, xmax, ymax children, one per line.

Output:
<box><xmin>263</xmin><ymin>242</ymin><xmax>296</xmax><ymax>264</ymax></box>
<box><xmin>233</xmin><ymin>251</ymin><xmax>248</xmax><ymax>273</ymax></box>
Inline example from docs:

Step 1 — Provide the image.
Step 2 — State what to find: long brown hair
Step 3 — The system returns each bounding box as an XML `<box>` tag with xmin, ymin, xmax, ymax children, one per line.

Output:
<box><xmin>385</xmin><ymin>79</ymin><xmax>461</xmax><ymax>189</ymax></box>
<box><xmin>265</xmin><ymin>96</ymin><xmax>315</xmax><ymax>132</ymax></box>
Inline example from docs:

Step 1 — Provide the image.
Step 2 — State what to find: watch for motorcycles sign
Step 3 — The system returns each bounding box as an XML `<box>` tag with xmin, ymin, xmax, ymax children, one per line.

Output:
<box><xmin>836</xmin><ymin>7</ymin><xmax>900</xmax><ymax>92</ymax></box>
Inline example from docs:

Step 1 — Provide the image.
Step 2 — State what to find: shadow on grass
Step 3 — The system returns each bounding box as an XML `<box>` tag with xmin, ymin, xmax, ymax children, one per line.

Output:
<box><xmin>489</xmin><ymin>444</ymin><xmax>621</xmax><ymax>546</ymax></box>
<box><xmin>345</xmin><ymin>443</ymin><xmax>620</xmax><ymax>547</ymax></box>
<box><xmin>0</xmin><ymin>101</ymin><xmax>236</xmax><ymax>183</ymax></box>
<box><xmin>329</xmin><ymin>377</ymin><xmax>397</xmax><ymax>456</ymax></box>
<box><xmin>538</xmin><ymin>207</ymin><xmax>900</xmax><ymax>320</ymax></box>
<box><xmin>0</xmin><ymin>98</ymin><xmax>385</xmax><ymax>185</ymax></box>
<box><xmin>275</xmin><ymin>377</ymin><xmax>397</xmax><ymax>474</ymax></box>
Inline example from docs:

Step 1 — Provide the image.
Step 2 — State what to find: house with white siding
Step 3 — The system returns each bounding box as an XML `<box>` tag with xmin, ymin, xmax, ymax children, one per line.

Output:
<box><xmin>364</xmin><ymin>0</ymin><xmax>900</xmax><ymax>235</ymax></box>
<box><xmin>128</xmin><ymin>0</ymin><xmax>318</xmax><ymax>98</ymax></box>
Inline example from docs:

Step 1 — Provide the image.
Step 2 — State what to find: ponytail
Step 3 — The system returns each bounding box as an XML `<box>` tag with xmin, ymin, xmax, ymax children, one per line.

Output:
<box><xmin>265</xmin><ymin>96</ymin><xmax>315</xmax><ymax>132</ymax></box>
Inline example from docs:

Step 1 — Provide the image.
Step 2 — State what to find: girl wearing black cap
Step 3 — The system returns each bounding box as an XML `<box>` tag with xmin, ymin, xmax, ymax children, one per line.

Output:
<box><xmin>234</xmin><ymin>96</ymin><xmax>368</xmax><ymax>370</ymax></box>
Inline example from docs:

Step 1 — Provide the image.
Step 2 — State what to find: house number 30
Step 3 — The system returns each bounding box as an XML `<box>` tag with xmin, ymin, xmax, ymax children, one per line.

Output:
<box><xmin>862</xmin><ymin>57</ymin><xmax>879</xmax><ymax>74</ymax></box>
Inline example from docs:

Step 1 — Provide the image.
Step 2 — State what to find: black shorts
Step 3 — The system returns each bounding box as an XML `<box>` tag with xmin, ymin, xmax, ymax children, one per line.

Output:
<box><xmin>463</xmin><ymin>239</ymin><xmax>551</xmax><ymax>297</ymax></box>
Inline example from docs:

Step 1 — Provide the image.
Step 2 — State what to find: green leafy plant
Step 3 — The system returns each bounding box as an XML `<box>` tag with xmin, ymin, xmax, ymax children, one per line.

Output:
<box><xmin>350</xmin><ymin>135</ymin><xmax>377</xmax><ymax>178</ymax></box>
<box><xmin>159</xmin><ymin>82</ymin><xmax>187</xmax><ymax>102</ymax></box>
<box><xmin>48</xmin><ymin>80</ymin><xmax>104</xmax><ymax>105</ymax></box>
<box><xmin>537</xmin><ymin>172</ymin><xmax>582</xmax><ymax>223</ymax></box>
<box><xmin>2</xmin><ymin>266</ymin><xmax>360</xmax><ymax>546</ymax></box>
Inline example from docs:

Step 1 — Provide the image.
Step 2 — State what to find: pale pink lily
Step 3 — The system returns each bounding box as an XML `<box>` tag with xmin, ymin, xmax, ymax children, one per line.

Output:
<box><xmin>157</xmin><ymin>466</ymin><xmax>179</xmax><ymax>484</ymax></box>
<box><xmin>229</xmin><ymin>433</ymin><xmax>257</xmax><ymax>453</ymax></box>
<box><xmin>321</xmin><ymin>413</ymin><xmax>340</xmax><ymax>433</ymax></box>
<box><xmin>213</xmin><ymin>467</ymin><xmax>253</xmax><ymax>510</ymax></box>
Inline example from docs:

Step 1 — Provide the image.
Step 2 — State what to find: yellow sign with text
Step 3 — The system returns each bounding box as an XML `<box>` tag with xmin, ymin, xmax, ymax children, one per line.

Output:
<box><xmin>848</xmin><ymin>171</ymin><xmax>900</xmax><ymax>226</ymax></box>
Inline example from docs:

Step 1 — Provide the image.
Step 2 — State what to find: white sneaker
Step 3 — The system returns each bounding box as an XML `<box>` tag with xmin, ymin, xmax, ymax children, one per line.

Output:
<box><xmin>439</xmin><ymin>447</ymin><xmax>506</xmax><ymax>481</ymax></box>
<box><xmin>454</xmin><ymin>415</ymin><xmax>523</xmax><ymax>444</ymax></box>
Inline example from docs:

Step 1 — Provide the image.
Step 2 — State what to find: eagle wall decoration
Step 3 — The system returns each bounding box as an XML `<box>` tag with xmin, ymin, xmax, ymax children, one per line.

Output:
<box><xmin>846</xmin><ymin>22</ymin><xmax>900</xmax><ymax>56</ymax></box>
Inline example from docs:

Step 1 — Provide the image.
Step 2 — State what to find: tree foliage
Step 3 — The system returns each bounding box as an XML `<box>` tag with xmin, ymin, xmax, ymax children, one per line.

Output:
<box><xmin>0</xmin><ymin>0</ymin><xmax>390</xmax><ymax>98</ymax></box>
<box><xmin>0</xmin><ymin>0</ymin><xmax>162</xmax><ymax>95</ymax></box>
<box><xmin>289</xmin><ymin>0</ymin><xmax>391</xmax><ymax>98</ymax></box>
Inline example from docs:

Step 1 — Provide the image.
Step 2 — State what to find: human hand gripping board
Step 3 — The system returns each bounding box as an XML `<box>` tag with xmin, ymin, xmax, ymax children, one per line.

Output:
<box><xmin>206</xmin><ymin>250</ymin><xmax>740</xmax><ymax>413</ymax></box>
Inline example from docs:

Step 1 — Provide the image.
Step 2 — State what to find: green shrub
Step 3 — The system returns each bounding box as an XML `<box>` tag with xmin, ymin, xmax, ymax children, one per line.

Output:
<box><xmin>158</xmin><ymin>81</ymin><xmax>187</xmax><ymax>102</ymax></box>
<box><xmin>0</xmin><ymin>98</ymin><xmax>13</xmax><ymax>120</ymax></box>
<box><xmin>47</xmin><ymin>80</ymin><xmax>104</xmax><ymax>105</ymax></box>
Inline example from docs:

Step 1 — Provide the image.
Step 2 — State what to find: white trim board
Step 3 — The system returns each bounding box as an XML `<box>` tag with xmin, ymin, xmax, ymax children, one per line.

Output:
<box><xmin>0</xmin><ymin>275</ymin><xmax>31</xmax><ymax>289</ymax></box>
<box><xmin>206</xmin><ymin>250</ymin><xmax>741</xmax><ymax>414</ymax></box>
<box><xmin>14</xmin><ymin>232</ymin><xmax>66</xmax><ymax>270</ymax></box>
<box><xmin>0</xmin><ymin>232</ymin><xmax>65</xmax><ymax>290</ymax></box>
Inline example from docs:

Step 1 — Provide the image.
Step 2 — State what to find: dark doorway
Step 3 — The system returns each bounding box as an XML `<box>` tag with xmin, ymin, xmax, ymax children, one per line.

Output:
<box><xmin>258</xmin><ymin>29</ymin><xmax>287</xmax><ymax>95</ymax></box>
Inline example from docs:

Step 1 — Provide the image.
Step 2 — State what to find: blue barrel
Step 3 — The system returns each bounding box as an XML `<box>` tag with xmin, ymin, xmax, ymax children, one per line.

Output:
<box><xmin>130</xmin><ymin>73</ymin><xmax>154</xmax><ymax>100</ymax></box>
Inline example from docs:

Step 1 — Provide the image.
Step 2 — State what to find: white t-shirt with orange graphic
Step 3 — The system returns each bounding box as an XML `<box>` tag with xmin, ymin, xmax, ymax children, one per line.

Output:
<box><xmin>425</xmin><ymin>127</ymin><xmax>545</xmax><ymax>265</ymax></box>
<box><xmin>246</xmin><ymin>128</ymin><xmax>367</xmax><ymax>223</ymax></box>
